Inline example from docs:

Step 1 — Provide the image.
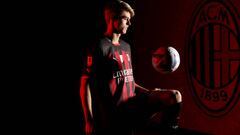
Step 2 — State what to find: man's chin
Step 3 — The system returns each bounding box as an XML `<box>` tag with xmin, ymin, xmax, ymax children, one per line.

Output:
<box><xmin>121</xmin><ymin>31</ymin><xmax>127</xmax><ymax>34</ymax></box>
<box><xmin>122</xmin><ymin>28</ymin><xmax>128</xmax><ymax>34</ymax></box>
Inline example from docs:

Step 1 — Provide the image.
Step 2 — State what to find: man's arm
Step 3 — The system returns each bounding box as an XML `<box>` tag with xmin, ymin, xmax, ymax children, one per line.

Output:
<box><xmin>135</xmin><ymin>83</ymin><xmax>165</xmax><ymax>94</ymax></box>
<box><xmin>135</xmin><ymin>83</ymin><xmax>150</xmax><ymax>94</ymax></box>
<box><xmin>80</xmin><ymin>76</ymin><xmax>93</xmax><ymax>135</ymax></box>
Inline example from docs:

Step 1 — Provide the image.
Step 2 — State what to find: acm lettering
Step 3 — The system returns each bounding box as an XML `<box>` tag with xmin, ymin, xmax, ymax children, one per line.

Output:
<box><xmin>197</xmin><ymin>5</ymin><xmax>230</xmax><ymax>27</ymax></box>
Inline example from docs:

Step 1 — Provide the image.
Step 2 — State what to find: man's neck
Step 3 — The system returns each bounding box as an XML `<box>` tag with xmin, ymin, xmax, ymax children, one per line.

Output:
<box><xmin>112</xmin><ymin>33</ymin><xmax>121</xmax><ymax>45</ymax></box>
<box><xmin>105</xmin><ymin>32</ymin><xmax>121</xmax><ymax>46</ymax></box>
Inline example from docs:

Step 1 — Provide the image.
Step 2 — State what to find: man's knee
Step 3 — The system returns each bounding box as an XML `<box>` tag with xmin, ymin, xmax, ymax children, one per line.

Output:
<box><xmin>148</xmin><ymin>89</ymin><xmax>182</xmax><ymax>105</ymax></box>
<box><xmin>171</xmin><ymin>90</ymin><xmax>182</xmax><ymax>103</ymax></box>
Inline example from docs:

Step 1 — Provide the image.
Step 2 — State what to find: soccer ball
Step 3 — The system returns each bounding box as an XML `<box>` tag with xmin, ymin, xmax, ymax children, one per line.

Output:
<box><xmin>152</xmin><ymin>46</ymin><xmax>180</xmax><ymax>73</ymax></box>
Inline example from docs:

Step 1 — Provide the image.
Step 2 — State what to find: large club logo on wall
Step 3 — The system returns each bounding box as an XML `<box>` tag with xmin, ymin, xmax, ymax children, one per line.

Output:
<box><xmin>186</xmin><ymin>0</ymin><xmax>240</xmax><ymax>117</ymax></box>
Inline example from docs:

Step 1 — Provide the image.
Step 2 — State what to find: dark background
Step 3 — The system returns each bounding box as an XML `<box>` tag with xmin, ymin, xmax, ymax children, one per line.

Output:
<box><xmin>10</xmin><ymin>1</ymin><xmax>107</xmax><ymax>134</ymax></box>
<box><xmin>10</xmin><ymin>0</ymin><xmax>239</xmax><ymax>134</ymax></box>
<box><xmin>15</xmin><ymin>0</ymin><xmax>134</xmax><ymax>134</ymax></box>
<box><xmin>38</xmin><ymin>1</ymin><xmax>106</xmax><ymax>134</ymax></box>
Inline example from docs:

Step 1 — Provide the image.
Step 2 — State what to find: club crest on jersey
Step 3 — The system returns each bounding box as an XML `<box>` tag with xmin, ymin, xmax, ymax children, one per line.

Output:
<box><xmin>87</xmin><ymin>56</ymin><xmax>92</xmax><ymax>67</ymax></box>
<box><xmin>185</xmin><ymin>0</ymin><xmax>240</xmax><ymax>117</ymax></box>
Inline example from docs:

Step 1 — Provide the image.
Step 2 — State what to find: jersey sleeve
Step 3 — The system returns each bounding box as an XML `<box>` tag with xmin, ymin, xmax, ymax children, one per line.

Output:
<box><xmin>81</xmin><ymin>46</ymin><xmax>95</xmax><ymax>79</ymax></box>
<box><xmin>81</xmin><ymin>40</ymin><xmax>102</xmax><ymax>79</ymax></box>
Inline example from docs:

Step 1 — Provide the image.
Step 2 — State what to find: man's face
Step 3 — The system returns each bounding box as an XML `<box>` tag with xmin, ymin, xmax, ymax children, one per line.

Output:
<box><xmin>113</xmin><ymin>11</ymin><xmax>131</xmax><ymax>34</ymax></box>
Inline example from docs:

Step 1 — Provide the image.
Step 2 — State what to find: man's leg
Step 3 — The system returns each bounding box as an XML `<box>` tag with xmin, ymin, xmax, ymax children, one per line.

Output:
<box><xmin>146</xmin><ymin>89</ymin><xmax>182</xmax><ymax>133</ymax></box>
<box><xmin>115</xmin><ymin>90</ymin><xmax>182</xmax><ymax>134</ymax></box>
<box><xmin>115</xmin><ymin>93</ymin><xmax>152</xmax><ymax>134</ymax></box>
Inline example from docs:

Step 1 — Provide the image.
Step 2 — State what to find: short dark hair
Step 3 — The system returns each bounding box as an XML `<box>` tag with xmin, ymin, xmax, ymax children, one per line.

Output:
<box><xmin>104</xmin><ymin>0</ymin><xmax>135</xmax><ymax>22</ymax></box>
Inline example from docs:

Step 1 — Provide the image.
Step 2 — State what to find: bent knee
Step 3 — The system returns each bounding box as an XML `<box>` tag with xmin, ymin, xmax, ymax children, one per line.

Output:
<box><xmin>171</xmin><ymin>90</ymin><xmax>182</xmax><ymax>103</ymax></box>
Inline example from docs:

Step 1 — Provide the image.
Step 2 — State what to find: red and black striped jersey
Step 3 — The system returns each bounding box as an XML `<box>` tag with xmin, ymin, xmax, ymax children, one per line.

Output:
<box><xmin>81</xmin><ymin>37</ymin><xmax>135</xmax><ymax>106</ymax></box>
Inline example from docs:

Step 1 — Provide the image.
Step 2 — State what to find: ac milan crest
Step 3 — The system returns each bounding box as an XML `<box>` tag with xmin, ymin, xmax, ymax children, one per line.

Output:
<box><xmin>185</xmin><ymin>0</ymin><xmax>240</xmax><ymax>117</ymax></box>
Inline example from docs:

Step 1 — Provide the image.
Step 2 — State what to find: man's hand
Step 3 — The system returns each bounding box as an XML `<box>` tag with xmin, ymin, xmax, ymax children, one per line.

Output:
<box><xmin>154</xmin><ymin>88</ymin><xmax>167</xmax><ymax>91</ymax></box>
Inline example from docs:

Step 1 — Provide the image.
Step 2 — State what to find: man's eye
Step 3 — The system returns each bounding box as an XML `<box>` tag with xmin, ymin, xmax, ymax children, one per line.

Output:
<box><xmin>120</xmin><ymin>16</ymin><xmax>130</xmax><ymax>20</ymax></box>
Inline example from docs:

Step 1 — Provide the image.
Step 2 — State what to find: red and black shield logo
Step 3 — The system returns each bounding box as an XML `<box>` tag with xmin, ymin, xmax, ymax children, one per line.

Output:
<box><xmin>185</xmin><ymin>0</ymin><xmax>240</xmax><ymax>117</ymax></box>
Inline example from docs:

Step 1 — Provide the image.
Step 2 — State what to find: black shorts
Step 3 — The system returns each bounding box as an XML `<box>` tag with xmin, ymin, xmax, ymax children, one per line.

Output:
<box><xmin>114</xmin><ymin>91</ymin><xmax>164</xmax><ymax>130</ymax></box>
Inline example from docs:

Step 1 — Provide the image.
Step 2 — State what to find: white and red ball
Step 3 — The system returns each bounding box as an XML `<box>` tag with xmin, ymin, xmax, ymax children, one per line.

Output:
<box><xmin>152</xmin><ymin>46</ymin><xmax>180</xmax><ymax>73</ymax></box>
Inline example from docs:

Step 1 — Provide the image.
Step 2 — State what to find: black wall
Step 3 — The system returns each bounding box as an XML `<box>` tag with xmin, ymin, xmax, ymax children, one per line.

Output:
<box><xmin>13</xmin><ymin>1</ymin><xmax>137</xmax><ymax>134</ymax></box>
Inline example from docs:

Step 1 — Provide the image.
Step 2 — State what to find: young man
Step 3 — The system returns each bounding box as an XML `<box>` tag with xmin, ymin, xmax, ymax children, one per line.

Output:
<box><xmin>80</xmin><ymin>1</ymin><xmax>182</xmax><ymax>135</ymax></box>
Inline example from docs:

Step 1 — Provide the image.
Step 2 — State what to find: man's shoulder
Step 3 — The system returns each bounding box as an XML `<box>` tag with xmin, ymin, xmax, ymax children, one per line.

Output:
<box><xmin>90</xmin><ymin>35</ymin><xmax>109</xmax><ymax>45</ymax></box>
<box><xmin>119</xmin><ymin>39</ymin><xmax>131</xmax><ymax>50</ymax></box>
<box><xmin>97</xmin><ymin>36</ymin><xmax>113</xmax><ymax>49</ymax></box>
<box><xmin>85</xmin><ymin>36</ymin><xmax>111</xmax><ymax>55</ymax></box>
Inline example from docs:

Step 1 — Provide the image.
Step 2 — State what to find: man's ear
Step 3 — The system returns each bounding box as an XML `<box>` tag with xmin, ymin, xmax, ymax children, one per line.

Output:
<box><xmin>104</xmin><ymin>10</ymin><xmax>113</xmax><ymax>26</ymax></box>
<box><xmin>105</xmin><ymin>15</ymin><xmax>110</xmax><ymax>24</ymax></box>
